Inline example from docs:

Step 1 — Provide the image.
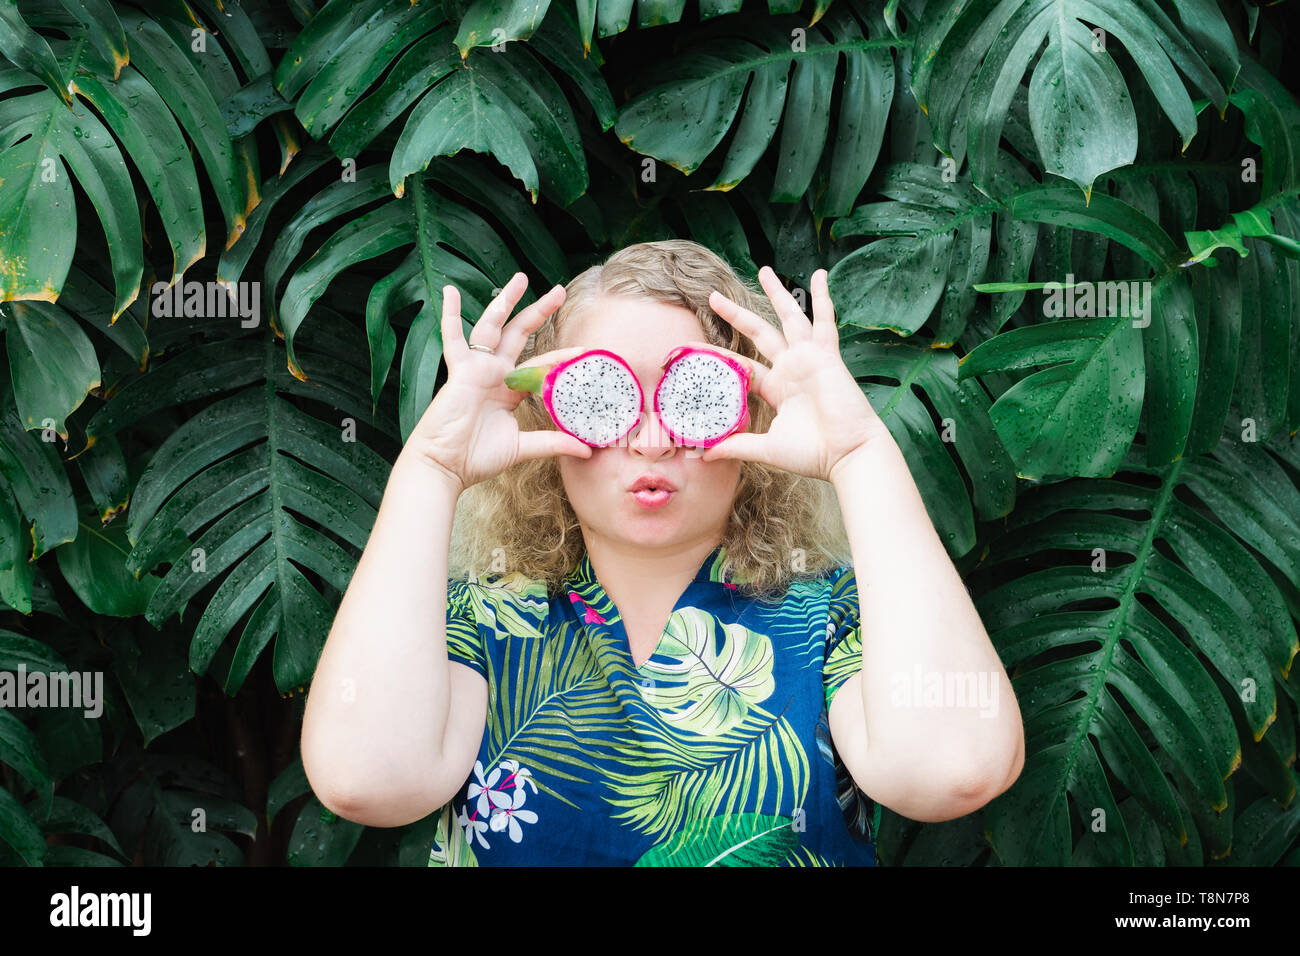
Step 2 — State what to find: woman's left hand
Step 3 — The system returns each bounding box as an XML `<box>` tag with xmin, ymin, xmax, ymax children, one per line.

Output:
<box><xmin>693</xmin><ymin>266</ymin><xmax>889</xmax><ymax>482</ymax></box>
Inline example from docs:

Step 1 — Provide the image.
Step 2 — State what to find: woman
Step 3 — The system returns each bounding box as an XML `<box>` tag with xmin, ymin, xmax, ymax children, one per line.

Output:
<box><xmin>302</xmin><ymin>240</ymin><xmax>1025</xmax><ymax>866</ymax></box>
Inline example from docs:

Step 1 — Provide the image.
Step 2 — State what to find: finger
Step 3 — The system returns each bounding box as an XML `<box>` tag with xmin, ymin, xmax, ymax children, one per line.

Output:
<box><xmin>498</xmin><ymin>283</ymin><xmax>566</xmax><ymax>363</ymax></box>
<box><xmin>755</xmin><ymin>265</ymin><xmax>813</xmax><ymax>344</ymax></box>
<box><xmin>469</xmin><ymin>272</ymin><xmax>529</xmax><ymax>349</ymax></box>
<box><xmin>500</xmin><ymin>347</ymin><xmax>596</xmax><ymax>412</ymax></box>
<box><xmin>510</xmin><ymin>345</ymin><xmax>593</xmax><ymax>377</ymax></box>
<box><xmin>441</xmin><ymin>284</ymin><xmax>469</xmax><ymax>367</ymax></box>
<box><xmin>699</xmin><ymin>431</ymin><xmax>771</xmax><ymax>467</ymax></box>
<box><xmin>675</xmin><ymin>340</ymin><xmax>773</xmax><ymax>406</ymax></box>
<box><xmin>516</xmin><ymin>428</ymin><xmax>594</xmax><ymax>464</ymax></box>
<box><xmin>811</xmin><ymin>269</ymin><xmax>840</xmax><ymax>350</ymax></box>
<box><xmin>501</xmin><ymin>380</ymin><xmax>533</xmax><ymax>412</ymax></box>
<box><xmin>708</xmin><ymin>287</ymin><xmax>788</xmax><ymax>363</ymax></box>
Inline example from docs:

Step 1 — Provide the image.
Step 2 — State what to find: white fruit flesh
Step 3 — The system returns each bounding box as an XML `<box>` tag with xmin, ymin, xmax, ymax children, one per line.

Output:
<box><xmin>549</xmin><ymin>354</ymin><xmax>642</xmax><ymax>446</ymax></box>
<box><xmin>656</xmin><ymin>351</ymin><xmax>744</xmax><ymax>444</ymax></box>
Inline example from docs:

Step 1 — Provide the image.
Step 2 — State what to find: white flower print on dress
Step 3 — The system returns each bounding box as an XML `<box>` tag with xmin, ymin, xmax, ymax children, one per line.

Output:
<box><xmin>496</xmin><ymin>758</ymin><xmax>538</xmax><ymax>797</ymax></box>
<box><xmin>457</xmin><ymin>802</ymin><xmax>490</xmax><ymax>850</ymax></box>
<box><xmin>489</xmin><ymin>786</ymin><xmax>538</xmax><ymax>843</ymax></box>
<box><xmin>467</xmin><ymin>759</ymin><xmax>514</xmax><ymax>818</ymax></box>
<box><xmin>460</xmin><ymin>757</ymin><xmax>540</xmax><ymax>850</ymax></box>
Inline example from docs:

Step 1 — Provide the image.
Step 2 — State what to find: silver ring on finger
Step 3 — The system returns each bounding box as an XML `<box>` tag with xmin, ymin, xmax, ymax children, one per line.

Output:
<box><xmin>468</xmin><ymin>344</ymin><xmax>496</xmax><ymax>354</ymax></box>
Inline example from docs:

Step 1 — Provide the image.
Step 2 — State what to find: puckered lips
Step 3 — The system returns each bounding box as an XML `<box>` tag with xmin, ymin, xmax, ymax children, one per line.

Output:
<box><xmin>628</xmin><ymin>473</ymin><xmax>677</xmax><ymax>509</ymax></box>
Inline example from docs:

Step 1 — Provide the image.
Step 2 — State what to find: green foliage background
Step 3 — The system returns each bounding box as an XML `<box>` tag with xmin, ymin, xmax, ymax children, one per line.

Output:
<box><xmin>1</xmin><ymin>0</ymin><xmax>1298</xmax><ymax>865</ymax></box>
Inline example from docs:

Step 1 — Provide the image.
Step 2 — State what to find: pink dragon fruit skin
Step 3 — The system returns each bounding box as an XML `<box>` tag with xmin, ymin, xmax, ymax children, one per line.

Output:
<box><xmin>506</xmin><ymin>348</ymin><xmax>644</xmax><ymax>448</ymax></box>
<box><xmin>653</xmin><ymin>346</ymin><xmax>751</xmax><ymax>449</ymax></box>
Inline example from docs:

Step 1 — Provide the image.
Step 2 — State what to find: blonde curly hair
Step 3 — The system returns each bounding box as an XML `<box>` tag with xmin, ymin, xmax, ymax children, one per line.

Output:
<box><xmin>447</xmin><ymin>239</ymin><xmax>852</xmax><ymax>602</ymax></box>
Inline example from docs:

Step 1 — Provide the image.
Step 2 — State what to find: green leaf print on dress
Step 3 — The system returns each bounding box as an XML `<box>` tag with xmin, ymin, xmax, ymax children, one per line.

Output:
<box><xmin>633</xmin><ymin>813</ymin><xmax>836</xmax><ymax>866</ymax></box>
<box><xmin>601</xmin><ymin>697</ymin><xmax>811</xmax><ymax>853</ymax></box>
<box><xmin>603</xmin><ymin>607</ymin><xmax>808</xmax><ymax>854</ymax></box>
<box><xmin>462</xmin><ymin>571</ymin><xmax>549</xmax><ymax>640</ymax></box>
<box><xmin>637</xmin><ymin>607</ymin><xmax>776</xmax><ymax>734</ymax></box>
<box><xmin>436</xmin><ymin>547</ymin><xmax>879</xmax><ymax>865</ymax></box>
<box><xmin>428</xmin><ymin>803</ymin><xmax>478</xmax><ymax>866</ymax></box>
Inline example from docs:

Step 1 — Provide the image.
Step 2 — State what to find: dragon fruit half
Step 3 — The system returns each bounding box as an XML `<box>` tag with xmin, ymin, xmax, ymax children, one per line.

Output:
<box><xmin>654</xmin><ymin>346</ymin><xmax>751</xmax><ymax>448</ymax></box>
<box><xmin>504</xmin><ymin>349</ymin><xmax>643</xmax><ymax>447</ymax></box>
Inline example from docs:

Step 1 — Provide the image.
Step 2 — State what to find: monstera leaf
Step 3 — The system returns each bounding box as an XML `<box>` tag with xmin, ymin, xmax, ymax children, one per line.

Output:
<box><xmin>1</xmin><ymin>301</ymin><xmax>99</xmax><ymax>438</ymax></box>
<box><xmin>963</xmin><ymin>75</ymin><xmax>1300</xmax><ymax>480</ymax></box>
<box><xmin>838</xmin><ymin>333</ymin><xmax>1016</xmax><ymax>556</ymax></box>
<box><xmin>0</xmin><ymin>1</ymin><xmax>274</xmax><ymax>315</ymax></box>
<box><xmin>274</xmin><ymin>0</ymin><xmax>606</xmax><ymax>205</ymax></box>
<box><xmin>286</xmin><ymin>795</ymin><xmax>366</xmax><ymax>866</ymax></box>
<box><xmin>0</xmin><ymin>478</ymin><xmax>34</xmax><ymax>611</ymax></box>
<box><xmin>1228</xmin><ymin>787</ymin><xmax>1300</xmax><ymax>866</ymax></box>
<box><xmin>960</xmin><ymin>306</ymin><xmax>1147</xmax><ymax>479</ymax></box>
<box><xmin>911</xmin><ymin>0</ymin><xmax>1238</xmax><ymax>196</ymax></box>
<box><xmin>184</xmin><ymin>0</ymin><xmax>303</xmax><ymax>172</ymax></box>
<box><xmin>238</xmin><ymin>160</ymin><xmax>565</xmax><ymax>440</ymax></box>
<box><xmin>245</xmin><ymin>162</ymin><xmax>561</xmax><ymax>439</ymax></box>
<box><xmin>614</xmin><ymin>5</ymin><xmax>897</xmax><ymax>216</ymax></box>
<box><xmin>0</xmin><ymin>60</ymin><xmax>140</xmax><ymax>316</ymax></box>
<box><xmin>453</xmin><ymin>0</ymin><xmax>552</xmax><ymax>55</ymax></box>
<box><xmin>962</xmin><ymin>185</ymin><xmax>1201</xmax><ymax>475</ymax></box>
<box><xmin>0</xmin><ymin>785</ymin><xmax>46</xmax><ymax>866</ymax></box>
<box><xmin>103</xmin><ymin>750</ymin><xmax>256</xmax><ymax>866</ymax></box>
<box><xmin>82</xmin><ymin>319</ymin><xmax>396</xmax><ymax>695</ymax></box>
<box><xmin>109</xmin><ymin>626</ymin><xmax>195</xmax><ymax>745</ymax></box>
<box><xmin>451</xmin><ymin>0</ymin><xmax>794</xmax><ymax>57</ymax></box>
<box><xmin>830</xmin><ymin>160</ymin><xmax>1030</xmax><ymax>341</ymax></box>
<box><xmin>0</xmin><ymin>587</ymin><xmax>115</xmax><ymax>861</ymax></box>
<box><xmin>969</xmin><ymin>431</ymin><xmax>1299</xmax><ymax>865</ymax></box>
<box><xmin>0</xmin><ymin>381</ymin><xmax>76</xmax><ymax>567</ymax></box>
<box><xmin>0</xmin><ymin>788</ymin><xmax>130</xmax><ymax>867</ymax></box>
<box><xmin>0</xmin><ymin>706</ymin><xmax>53</xmax><ymax>860</ymax></box>
<box><xmin>26</xmin><ymin>795</ymin><xmax>127</xmax><ymax>866</ymax></box>
<box><xmin>964</xmin><ymin>153</ymin><xmax>1300</xmax><ymax>477</ymax></box>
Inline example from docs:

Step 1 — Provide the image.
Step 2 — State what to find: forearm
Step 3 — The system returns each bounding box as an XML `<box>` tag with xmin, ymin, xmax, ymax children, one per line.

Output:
<box><xmin>301</xmin><ymin>448</ymin><xmax>462</xmax><ymax>807</ymax></box>
<box><xmin>830</xmin><ymin>430</ymin><xmax>1023</xmax><ymax>795</ymax></box>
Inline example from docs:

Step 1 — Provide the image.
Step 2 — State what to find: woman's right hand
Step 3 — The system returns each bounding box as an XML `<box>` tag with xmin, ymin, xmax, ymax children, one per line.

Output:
<box><xmin>403</xmin><ymin>273</ymin><xmax>593</xmax><ymax>492</ymax></box>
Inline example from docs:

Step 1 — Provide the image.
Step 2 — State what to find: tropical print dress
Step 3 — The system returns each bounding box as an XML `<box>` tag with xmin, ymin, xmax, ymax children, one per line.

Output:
<box><xmin>428</xmin><ymin>544</ymin><xmax>882</xmax><ymax>866</ymax></box>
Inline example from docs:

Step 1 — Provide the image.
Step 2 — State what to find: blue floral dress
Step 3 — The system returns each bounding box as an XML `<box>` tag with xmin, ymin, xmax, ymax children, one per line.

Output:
<box><xmin>428</xmin><ymin>544</ymin><xmax>881</xmax><ymax>866</ymax></box>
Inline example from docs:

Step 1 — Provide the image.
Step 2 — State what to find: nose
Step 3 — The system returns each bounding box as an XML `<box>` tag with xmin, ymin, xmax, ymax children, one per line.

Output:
<box><xmin>626</xmin><ymin>405</ymin><xmax>676</xmax><ymax>458</ymax></box>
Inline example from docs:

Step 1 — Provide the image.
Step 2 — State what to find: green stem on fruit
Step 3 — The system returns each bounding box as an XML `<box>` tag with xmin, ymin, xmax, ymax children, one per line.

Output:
<box><xmin>504</xmin><ymin>365</ymin><xmax>548</xmax><ymax>392</ymax></box>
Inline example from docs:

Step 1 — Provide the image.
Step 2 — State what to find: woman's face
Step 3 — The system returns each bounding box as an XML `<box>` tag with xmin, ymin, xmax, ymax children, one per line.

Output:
<box><xmin>556</xmin><ymin>294</ymin><xmax>743</xmax><ymax>554</ymax></box>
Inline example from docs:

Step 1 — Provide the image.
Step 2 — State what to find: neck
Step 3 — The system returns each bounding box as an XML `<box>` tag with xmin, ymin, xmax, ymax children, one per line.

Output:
<box><xmin>581</xmin><ymin>536</ymin><xmax>720</xmax><ymax>611</ymax></box>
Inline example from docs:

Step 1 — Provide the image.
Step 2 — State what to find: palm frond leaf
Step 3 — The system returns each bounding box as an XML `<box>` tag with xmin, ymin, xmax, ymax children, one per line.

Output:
<box><xmin>970</xmin><ymin>432</ymin><xmax>1298</xmax><ymax>864</ymax></box>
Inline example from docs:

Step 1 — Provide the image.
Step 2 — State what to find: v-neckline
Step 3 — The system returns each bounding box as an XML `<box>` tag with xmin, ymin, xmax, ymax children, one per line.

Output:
<box><xmin>564</xmin><ymin>545</ymin><xmax>730</xmax><ymax>671</ymax></box>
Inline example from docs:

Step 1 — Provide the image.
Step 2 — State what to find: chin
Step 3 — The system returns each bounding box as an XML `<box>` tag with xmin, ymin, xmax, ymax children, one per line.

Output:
<box><xmin>610</xmin><ymin>521</ymin><xmax>682</xmax><ymax>542</ymax></box>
